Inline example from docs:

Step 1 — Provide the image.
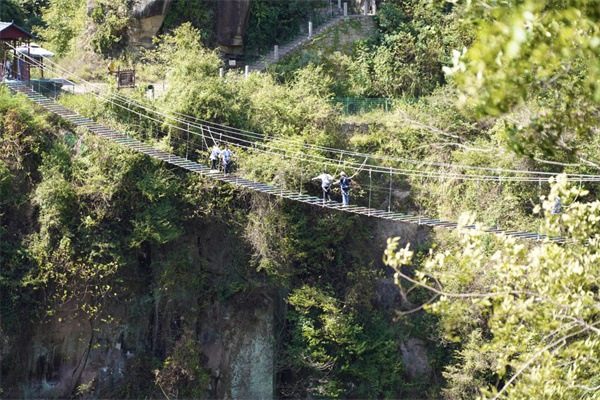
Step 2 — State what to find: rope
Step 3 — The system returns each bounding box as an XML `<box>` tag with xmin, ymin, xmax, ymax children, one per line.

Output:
<box><xmin>10</xmin><ymin>49</ymin><xmax>600</xmax><ymax>183</ymax></box>
<box><xmin>388</xmin><ymin>166</ymin><xmax>392</xmax><ymax>213</ymax></box>
<box><xmin>333</xmin><ymin>153</ymin><xmax>343</xmax><ymax>177</ymax></box>
<box><xmin>350</xmin><ymin>157</ymin><xmax>367</xmax><ymax>179</ymax></box>
<box><xmin>538</xmin><ymin>178</ymin><xmax>542</xmax><ymax>241</ymax></box>
<box><xmin>368</xmin><ymin>169</ymin><xmax>372</xmax><ymax>215</ymax></box>
<box><xmin>419</xmin><ymin>175</ymin><xmax>423</xmax><ymax>225</ymax></box>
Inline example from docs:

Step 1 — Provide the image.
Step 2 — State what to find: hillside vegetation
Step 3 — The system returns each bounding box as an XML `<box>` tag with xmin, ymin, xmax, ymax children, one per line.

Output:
<box><xmin>2</xmin><ymin>0</ymin><xmax>600</xmax><ymax>399</ymax></box>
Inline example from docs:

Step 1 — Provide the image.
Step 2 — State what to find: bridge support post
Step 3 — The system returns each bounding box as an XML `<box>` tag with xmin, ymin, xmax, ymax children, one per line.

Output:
<box><xmin>343</xmin><ymin>2</ymin><xmax>347</xmax><ymax>17</ymax></box>
<box><xmin>308</xmin><ymin>21</ymin><xmax>313</xmax><ymax>38</ymax></box>
<box><xmin>274</xmin><ymin>45</ymin><xmax>279</xmax><ymax>62</ymax></box>
<box><xmin>338</xmin><ymin>0</ymin><xmax>341</xmax><ymax>10</ymax></box>
<box><xmin>364</xmin><ymin>0</ymin><xmax>368</xmax><ymax>15</ymax></box>
<box><xmin>372</xmin><ymin>0</ymin><xmax>376</xmax><ymax>14</ymax></box>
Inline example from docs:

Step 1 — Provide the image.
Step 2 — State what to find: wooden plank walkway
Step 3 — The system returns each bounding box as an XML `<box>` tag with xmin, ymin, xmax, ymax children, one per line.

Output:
<box><xmin>4</xmin><ymin>81</ymin><xmax>563</xmax><ymax>243</ymax></box>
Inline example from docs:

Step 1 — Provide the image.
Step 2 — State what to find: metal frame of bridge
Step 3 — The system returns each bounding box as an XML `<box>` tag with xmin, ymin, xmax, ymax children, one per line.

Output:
<box><xmin>4</xmin><ymin>81</ymin><xmax>563</xmax><ymax>243</ymax></box>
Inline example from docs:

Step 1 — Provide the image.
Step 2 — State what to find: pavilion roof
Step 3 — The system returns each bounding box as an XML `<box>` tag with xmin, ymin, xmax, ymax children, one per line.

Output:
<box><xmin>0</xmin><ymin>22</ymin><xmax>36</xmax><ymax>40</ymax></box>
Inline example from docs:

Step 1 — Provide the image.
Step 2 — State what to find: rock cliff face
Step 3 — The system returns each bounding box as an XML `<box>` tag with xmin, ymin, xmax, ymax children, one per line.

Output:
<box><xmin>123</xmin><ymin>0</ymin><xmax>253</xmax><ymax>53</ymax></box>
<box><xmin>216</xmin><ymin>0</ymin><xmax>252</xmax><ymax>54</ymax></box>
<box><xmin>7</xmin><ymin>215</ymin><xmax>276</xmax><ymax>399</ymax></box>
<box><xmin>16</xmin><ymin>294</ymin><xmax>274</xmax><ymax>399</ymax></box>
<box><xmin>129</xmin><ymin>0</ymin><xmax>173</xmax><ymax>49</ymax></box>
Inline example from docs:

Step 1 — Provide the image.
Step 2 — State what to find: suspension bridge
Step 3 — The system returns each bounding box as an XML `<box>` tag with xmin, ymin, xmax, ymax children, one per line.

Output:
<box><xmin>5</xmin><ymin>52</ymin><xmax>599</xmax><ymax>243</ymax></box>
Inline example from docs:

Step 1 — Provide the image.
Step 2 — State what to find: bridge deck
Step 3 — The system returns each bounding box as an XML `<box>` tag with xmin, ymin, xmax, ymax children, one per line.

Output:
<box><xmin>4</xmin><ymin>81</ymin><xmax>563</xmax><ymax>243</ymax></box>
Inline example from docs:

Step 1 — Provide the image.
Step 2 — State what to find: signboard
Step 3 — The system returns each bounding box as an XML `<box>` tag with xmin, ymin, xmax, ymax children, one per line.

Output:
<box><xmin>110</xmin><ymin>67</ymin><xmax>135</xmax><ymax>89</ymax></box>
<box><xmin>117</xmin><ymin>70</ymin><xmax>135</xmax><ymax>88</ymax></box>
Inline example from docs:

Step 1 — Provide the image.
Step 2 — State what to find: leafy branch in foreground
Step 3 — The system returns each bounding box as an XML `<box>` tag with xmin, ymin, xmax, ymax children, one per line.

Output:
<box><xmin>385</xmin><ymin>174</ymin><xmax>600</xmax><ymax>399</ymax></box>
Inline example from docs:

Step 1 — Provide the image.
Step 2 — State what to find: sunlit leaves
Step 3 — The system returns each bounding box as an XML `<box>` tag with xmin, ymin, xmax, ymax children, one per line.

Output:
<box><xmin>446</xmin><ymin>0</ymin><xmax>600</xmax><ymax>157</ymax></box>
<box><xmin>386</xmin><ymin>176</ymin><xmax>600</xmax><ymax>398</ymax></box>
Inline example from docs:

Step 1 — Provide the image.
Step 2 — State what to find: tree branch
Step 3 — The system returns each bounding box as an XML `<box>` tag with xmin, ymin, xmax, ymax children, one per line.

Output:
<box><xmin>397</xmin><ymin>110</ymin><xmax>463</xmax><ymax>140</ymax></box>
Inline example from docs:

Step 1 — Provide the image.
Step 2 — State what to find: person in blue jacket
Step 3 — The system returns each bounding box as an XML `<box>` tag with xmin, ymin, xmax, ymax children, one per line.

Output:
<box><xmin>335</xmin><ymin>171</ymin><xmax>352</xmax><ymax>206</ymax></box>
<box><xmin>220</xmin><ymin>145</ymin><xmax>233</xmax><ymax>176</ymax></box>
<box><xmin>551</xmin><ymin>196</ymin><xmax>563</xmax><ymax>215</ymax></box>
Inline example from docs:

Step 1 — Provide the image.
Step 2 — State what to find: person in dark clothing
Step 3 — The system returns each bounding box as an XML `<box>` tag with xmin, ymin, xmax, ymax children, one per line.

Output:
<box><xmin>221</xmin><ymin>145</ymin><xmax>233</xmax><ymax>176</ymax></box>
<box><xmin>335</xmin><ymin>171</ymin><xmax>352</xmax><ymax>206</ymax></box>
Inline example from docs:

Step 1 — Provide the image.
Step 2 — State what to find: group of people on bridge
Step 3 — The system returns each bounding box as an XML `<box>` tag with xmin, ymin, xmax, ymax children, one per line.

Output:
<box><xmin>207</xmin><ymin>143</ymin><xmax>356</xmax><ymax>205</ymax></box>
<box><xmin>312</xmin><ymin>169</ymin><xmax>356</xmax><ymax>206</ymax></box>
<box><xmin>209</xmin><ymin>143</ymin><xmax>234</xmax><ymax>176</ymax></box>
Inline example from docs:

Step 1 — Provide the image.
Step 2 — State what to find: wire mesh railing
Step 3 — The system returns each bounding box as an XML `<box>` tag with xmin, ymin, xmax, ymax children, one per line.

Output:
<box><xmin>331</xmin><ymin>97</ymin><xmax>419</xmax><ymax>115</ymax></box>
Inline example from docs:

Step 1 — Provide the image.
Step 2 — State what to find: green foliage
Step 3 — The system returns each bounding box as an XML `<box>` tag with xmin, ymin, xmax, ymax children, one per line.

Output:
<box><xmin>36</xmin><ymin>0</ymin><xmax>86</xmax><ymax>56</ymax></box>
<box><xmin>245</xmin><ymin>0</ymin><xmax>312</xmax><ymax>55</ymax></box>
<box><xmin>446</xmin><ymin>0</ymin><xmax>600</xmax><ymax>158</ymax></box>
<box><xmin>269</xmin><ymin>0</ymin><xmax>473</xmax><ymax>98</ymax></box>
<box><xmin>88</xmin><ymin>0</ymin><xmax>130</xmax><ymax>55</ymax></box>
<box><xmin>385</xmin><ymin>176</ymin><xmax>600</xmax><ymax>399</ymax></box>
<box><xmin>284</xmin><ymin>285</ymin><xmax>408</xmax><ymax>398</ymax></box>
<box><xmin>155</xmin><ymin>330</ymin><xmax>211</xmax><ymax>399</ymax></box>
<box><xmin>37</xmin><ymin>0</ymin><xmax>129</xmax><ymax>55</ymax></box>
<box><xmin>16</xmin><ymin>0</ymin><xmax>49</xmax><ymax>30</ymax></box>
<box><xmin>0</xmin><ymin>0</ymin><xmax>27</xmax><ymax>28</ymax></box>
<box><xmin>162</xmin><ymin>0</ymin><xmax>214</xmax><ymax>38</ymax></box>
<box><xmin>0</xmin><ymin>0</ymin><xmax>49</xmax><ymax>31</ymax></box>
<box><xmin>349</xmin><ymin>0</ymin><xmax>472</xmax><ymax>97</ymax></box>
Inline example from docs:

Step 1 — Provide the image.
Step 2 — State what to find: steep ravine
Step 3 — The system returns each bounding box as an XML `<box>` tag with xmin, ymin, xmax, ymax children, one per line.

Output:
<box><xmin>7</xmin><ymin>204</ymin><xmax>432</xmax><ymax>399</ymax></box>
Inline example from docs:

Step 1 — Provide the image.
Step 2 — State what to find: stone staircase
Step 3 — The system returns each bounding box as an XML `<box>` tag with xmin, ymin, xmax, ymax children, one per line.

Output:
<box><xmin>248</xmin><ymin>14</ymin><xmax>374</xmax><ymax>73</ymax></box>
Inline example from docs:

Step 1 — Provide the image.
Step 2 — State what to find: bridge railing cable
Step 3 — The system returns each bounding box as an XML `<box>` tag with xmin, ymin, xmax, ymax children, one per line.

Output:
<box><xmin>10</xmin><ymin>45</ymin><xmax>600</xmax><ymax>183</ymax></box>
<box><xmin>7</xmin><ymin>50</ymin><xmax>600</xmax><ymax>230</ymax></box>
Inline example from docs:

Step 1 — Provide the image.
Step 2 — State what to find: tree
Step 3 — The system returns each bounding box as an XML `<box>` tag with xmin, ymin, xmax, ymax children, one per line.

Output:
<box><xmin>36</xmin><ymin>0</ymin><xmax>86</xmax><ymax>56</ymax></box>
<box><xmin>385</xmin><ymin>175</ymin><xmax>600</xmax><ymax>398</ymax></box>
<box><xmin>444</xmin><ymin>0</ymin><xmax>600</xmax><ymax>162</ymax></box>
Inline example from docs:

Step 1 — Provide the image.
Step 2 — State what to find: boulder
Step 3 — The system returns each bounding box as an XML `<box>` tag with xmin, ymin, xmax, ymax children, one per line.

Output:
<box><xmin>400</xmin><ymin>338</ymin><xmax>432</xmax><ymax>378</ymax></box>
<box><xmin>132</xmin><ymin>0</ymin><xmax>173</xmax><ymax>19</ymax></box>
<box><xmin>129</xmin><ymin>0</ymin><xmax>173</xmax><ymax>50</ymax></box>
<box><xmin>217</xmin><ymin>0</ymin><xmax>253</xmax><ymax>54</ymax></box>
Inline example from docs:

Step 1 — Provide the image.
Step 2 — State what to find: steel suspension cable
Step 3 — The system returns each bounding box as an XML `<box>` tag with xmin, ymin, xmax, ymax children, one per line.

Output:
<box><xmin>11</xmin><ymin>51</ymin><xmax>600</xmax><ymax>184</ymax></box>
<box><xmin>13</xmin><ymin>50</ymin><xmax>600</xmax><ymax>181</ymax></box>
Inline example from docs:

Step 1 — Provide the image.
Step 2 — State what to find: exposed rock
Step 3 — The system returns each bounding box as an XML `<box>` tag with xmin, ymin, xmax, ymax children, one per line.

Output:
<box><xmin>126</xmin><ymin>0</ymin><xmax>253</xmax><ymax>53</ymax></box>
<box><xmin>132</xmin><ymin>0</ymin><xmax>173</xmax><ymax>19</ymax></box>
<box><xmin>371</xmin><ymin>218</ymin><xmax>431</xmax><ymax>269</ymax></box>
<box><xmin>199</xmin><ymin>294</ymin><xmax>274</xmax><ymax>399</ymax></box>
<box><xmin>217</xmin><ymin>0</ymin><xmax>253</xmax><ymax>54</ymax></box>
<box><xmin>86</xmin><ymin>0</ymin><xmax>96</xmax><ymax>16</ymax></box>
<box><xmin>128</xmin><ymin>0</ymin><xmax>172</xmax><ymax>50</ymax></box>
<box><xmin>400</xmin><ymin>338</ymin><xmax>432</xmax><ymax>378</ymax></box>
<box><xmin>340</xmin><ymin>122</ymin><xmax>371</xmax><ymax>135</ymax></box>
<box><xmin>129</xmin><ymin>14</ymin><xmax>170</xmax><ymax>49</ymax></box>
<box><xmin>375</xmin><ymin>278</ymin><xmax>402</xmax><ymax>308</ymax></box>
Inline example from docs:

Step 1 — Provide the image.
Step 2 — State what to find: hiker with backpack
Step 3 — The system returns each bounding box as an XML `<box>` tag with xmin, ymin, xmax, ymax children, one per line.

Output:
<box><xmin>312</xmin><ymin>169</ymin><xmax>334</xmax><ymax>204</ymax></box>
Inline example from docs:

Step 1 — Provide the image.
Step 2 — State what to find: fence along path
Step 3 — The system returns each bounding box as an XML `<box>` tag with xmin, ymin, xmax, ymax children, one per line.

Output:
<box><xmin>4</xmin><ymin>80</ymin><xmax>568</xmax><ymax>243</ymax></box>
<box><xmin>248</xmin><ymin>14</ymin><xmax>372</xmax><ymax>73</ymax></box>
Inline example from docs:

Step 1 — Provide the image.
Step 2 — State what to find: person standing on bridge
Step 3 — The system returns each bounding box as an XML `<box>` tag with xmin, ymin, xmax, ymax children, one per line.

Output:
<box><xmin>4</xmin><ymin>59</ymin><xmax>11</xmax><ymax>79</ymax></box>
<box><xmin>209</xmin><ymin>143</ymin><xmax>221</xmax><ymax>171</ymax></box>
<box><xmin>221</xmin><ymin>145</ymin><xmax>233</xmax><ymax>177</ymax></box>
<box><xmin>551</xmin><ymin>196</ymin><xmax>563</xmax><ymax>215</ymax></box>
<box><xmin>312</xmin><ymin>169</ymin><xmax>333</xmax><ymax>204</ymax></box>
<box><xmin>335</xmin><ymin>171</ymin><xmax>352</xmax><ymax>206</ymax></box>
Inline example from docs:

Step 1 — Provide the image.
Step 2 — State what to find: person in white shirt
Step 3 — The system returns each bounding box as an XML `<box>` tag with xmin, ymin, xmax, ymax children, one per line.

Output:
<box><xmin>312</xmin><ymin>169</ymin><xmax>334</xmax><ymax>203</ymax></box>
<box><xmin>209</xmin><ymin>143</ymin><xmax>221</xmax><ymax>171</ymax></box>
